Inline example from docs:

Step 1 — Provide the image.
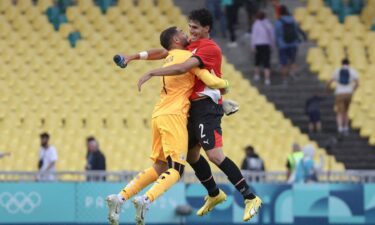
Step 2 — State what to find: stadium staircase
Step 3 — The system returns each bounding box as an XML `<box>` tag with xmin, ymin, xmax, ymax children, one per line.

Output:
<box><xmin>0</xmin><ymin>0</ymin><xmax>346</xmax><ymax>177</ymax></box>
<box><xmin>194</xmin><ymin>0</ymin><xmax>375</xmax><ymax>169</ymax></box>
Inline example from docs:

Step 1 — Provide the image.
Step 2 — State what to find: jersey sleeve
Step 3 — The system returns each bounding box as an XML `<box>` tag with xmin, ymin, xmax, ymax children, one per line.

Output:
<box><xmin>193</xmin><ymin>43</ymin><xmax>219</xmax><ymax>70</ymax></box>
<box><xmin>190</xmin><ymin>68</ymin><xmax>228</xmax><ymax>89</ymax></box>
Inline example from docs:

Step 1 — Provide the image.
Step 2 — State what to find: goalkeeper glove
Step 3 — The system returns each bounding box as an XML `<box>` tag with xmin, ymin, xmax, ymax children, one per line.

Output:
<box><xmin>220</xmin><ymin>80</ymin><xmax>230</xmax><ymax>95</ymax></box>
<box><xmin>222</xmin><ymin>99</ymin><xmax>239</xmax><ymax>116</ymax></box>
<box><xmin>113</xmin><ymin>54</ymin><xmax>127</xmax><ymax>68</ymax></box>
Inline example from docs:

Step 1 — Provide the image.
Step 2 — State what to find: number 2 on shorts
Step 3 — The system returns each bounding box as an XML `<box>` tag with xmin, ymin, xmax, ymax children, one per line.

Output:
<box><xmin>199</xmin><ymin>124</ymin><xmax>206</xmax><ymax>138</ymax></box>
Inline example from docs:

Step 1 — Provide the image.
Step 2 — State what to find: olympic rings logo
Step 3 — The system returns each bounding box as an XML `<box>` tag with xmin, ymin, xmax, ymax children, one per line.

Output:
<box><xmin>0</xmin><ymin>192</ymin><xmax>42</xmax><ymax>214</ymax></box>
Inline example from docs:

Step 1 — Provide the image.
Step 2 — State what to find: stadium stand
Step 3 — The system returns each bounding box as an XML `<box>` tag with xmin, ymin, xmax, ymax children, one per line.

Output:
<box><xmin>0</xmin><ymin>0</ymin><xmax>344</xmax><ymax>175</ymax></box>
<box><xmin>273</xmin><ymin>0</ymin><xmax>374</xmax><ymax>170</ymax></box>
<box><xmin>297</xmin><ymin>0</ymin><xmax>375</xmax><ymax>147</ymax></box>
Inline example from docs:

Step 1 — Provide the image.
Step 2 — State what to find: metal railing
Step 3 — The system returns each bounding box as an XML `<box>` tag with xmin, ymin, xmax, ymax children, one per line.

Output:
<box><xmin>0</xmin><ymin>170</ymin><xmax>374</xmax><ymax>183</ymax></box>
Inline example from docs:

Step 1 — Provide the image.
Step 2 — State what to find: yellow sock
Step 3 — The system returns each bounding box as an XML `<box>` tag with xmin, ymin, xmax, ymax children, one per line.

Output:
<box><xmin>119</xmin><ymin>167</ymin><xmax>159</xmax><ymax>200</ymax></box>
<box><xmin>145</xmin><ymin>168</ymin><xmax>180</xmax><ymax>202</ymax></box>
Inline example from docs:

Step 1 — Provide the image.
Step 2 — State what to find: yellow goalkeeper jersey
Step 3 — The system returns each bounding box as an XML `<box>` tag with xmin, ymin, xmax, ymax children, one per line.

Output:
<box><xmin>152</xmin><ymin>49</ymin><xmax>194</xmax><ymax>118</ymax></box>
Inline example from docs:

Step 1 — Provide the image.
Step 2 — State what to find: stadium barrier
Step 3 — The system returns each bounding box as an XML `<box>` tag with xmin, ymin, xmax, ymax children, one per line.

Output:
<box><xmin>1</xmin><ymin>170</ymin><xmax>375</xmax><ymax>183</ymax></box>
<box><xmin>1</xmin><ymin>171</ymin><xmax>375</xmax><ymax>224</ymax></box>
<box><xmin>0</xmin><ymin>181</ymin><xmax>375</xmax><ymax>225</ymax></box>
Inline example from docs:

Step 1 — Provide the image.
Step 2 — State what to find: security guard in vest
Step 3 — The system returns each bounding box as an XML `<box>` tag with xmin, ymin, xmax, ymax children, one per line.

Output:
<box><xmin>286</xmin><ymin>143</ymin><xmax>304</xmax><ymax>180</ymax></box>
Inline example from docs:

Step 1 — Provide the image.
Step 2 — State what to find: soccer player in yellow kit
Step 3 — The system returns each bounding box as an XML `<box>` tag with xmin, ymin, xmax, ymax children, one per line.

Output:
<box><xmin>106</xmin><ymin>27</ymin><xmax>229</xmax><ymax>225</ymax></box>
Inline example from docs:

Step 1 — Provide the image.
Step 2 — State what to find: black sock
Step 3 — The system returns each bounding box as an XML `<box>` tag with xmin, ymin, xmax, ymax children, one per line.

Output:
<box><xmin>190</xmin><ymin>155</ymin><xmax>220</xmax><ymax>197</ymax></box>
<box><xmin>218</xmin><ymin>157</ymin><xmax>255</xmax><ymax>200</ymax></box>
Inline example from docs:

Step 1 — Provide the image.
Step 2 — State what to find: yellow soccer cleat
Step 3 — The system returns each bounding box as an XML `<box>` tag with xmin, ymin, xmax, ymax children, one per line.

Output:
<box><xmin>243</xmin><ymin>195</ymin><xmax>263</xmax><ymax>222</ymax></box>
<box><xmin>196</xmin><ymin>189</ymin><xmax>227</xmax><ymax>216</ymax></box>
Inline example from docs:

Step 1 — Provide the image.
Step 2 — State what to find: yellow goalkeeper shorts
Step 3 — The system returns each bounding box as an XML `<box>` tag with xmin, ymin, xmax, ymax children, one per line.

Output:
<box><xmin>150</xmin><ymin>114</ymin><xmax>188</xmax><ymax>166</ymax></box>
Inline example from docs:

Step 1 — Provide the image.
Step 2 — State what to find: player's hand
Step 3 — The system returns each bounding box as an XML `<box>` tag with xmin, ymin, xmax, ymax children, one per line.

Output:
<box><xmin>113</xmin><ymin>54</ymin><xmax>132</xmax><ymax>68</ymax></box>
<box><xmin>113</xmin><ymin>54</ymin><xmax>126</xmax><ymax>68</ymax></box>
<box><xmin>220</xmin><ymin>80</ymin><xmax>230</xmax><ymax>95</ymax></box>
<box><xmin>137</xmin><ymin>73</ymin><xmax>153</xmax><ymax>92</ymax></box>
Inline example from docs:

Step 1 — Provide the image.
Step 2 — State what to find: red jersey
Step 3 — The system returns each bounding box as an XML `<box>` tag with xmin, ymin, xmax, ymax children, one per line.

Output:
<box><xmin>186</xmin><ymin>38</ymin><xmax>223</xmax><ymax>104</ymax></box>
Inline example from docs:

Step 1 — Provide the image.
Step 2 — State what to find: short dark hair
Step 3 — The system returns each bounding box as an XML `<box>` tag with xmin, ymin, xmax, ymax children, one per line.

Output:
<box><xmin>256</xmin><ymin>11</ymin><xmax>266</xmax><ymax>20</ymax></box>
<box><xmin>342</xmin><ymin>58</ymin><xmax>350</xmax><ymax>65</ymax></box>
<box><xmin>160</xmin><ymin>26</ymin><xmax>178</xmax><ymax>50</ymax></box>
<box><xmin>40</xmin><ymin>132</ymin><xmax>49</xmax><ymax>139</ymax></box>
<box><xmin>188</xmin><ymin>8</ymin><xmax>213</xmax><ymax>31</ymax></box>
<box><xmin>280</xmin><ymin>5</ymin><xmax>290</xmax><ymax>16</ymax></box>
<box><xmin>245</xmin><ymin>145</ymin><xmax>254</xmax><ymax>153</ymax></box>
<box><xmin>87</xmin><ymin>136</ymin><xmax>96</xmax><ymax>143</ymax></box>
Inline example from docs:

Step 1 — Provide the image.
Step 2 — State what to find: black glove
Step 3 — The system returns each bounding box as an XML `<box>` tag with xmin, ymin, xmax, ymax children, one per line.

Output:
<box><xmin>113</xmin><ymin>55</ymin><xmax>127</xmax><ymax>68</ymax></box>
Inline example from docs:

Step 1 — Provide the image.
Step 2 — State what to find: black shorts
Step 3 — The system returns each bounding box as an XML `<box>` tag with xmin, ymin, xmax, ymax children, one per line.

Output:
<box><xmin>255</xmin><ymin>45</ymin><xmax>271</xmax><ymax>68</ymax></box>
<box><xmin>308</xmin><ymin>111</ymin><xmax>321</xmax><ymax>123</ymax></box>
<box><xmin>188</xmin><ymin>98</ymin><xmax>224</xmax><ymax>151</ymax></box>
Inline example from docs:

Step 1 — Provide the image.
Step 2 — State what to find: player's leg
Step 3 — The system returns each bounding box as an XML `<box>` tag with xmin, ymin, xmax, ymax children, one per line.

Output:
<box><xmin>106</xmin><ymin>118</ymin><xmax>165</xmax><ymax>225</ymax></box>
<box><xmin>187</xmin><ymin>109</ymin><xmax>227</xmax><ymax>216</ymax></box>
<box><xmin>133</xmin><ymin>115</ymin><xmax>187</xmax><ymax>225</ymax></box>
<box><xmin>106</xmin><ymin>161</ymin><xmax>166</xmax><ymax>225</ymax></box>
<box><xmin>133</xmin><ymin>156</ymin><xmax>183</xmax><ymax>225</ymax></box>
<box><xmin>205</xmin><ymin>147</ymin><xmax>262</xmax><ymax>221</ymax></box>
<box><xmin>196</xmin><ymin>101</ymin><xmax>262</xmax><ymax>221</ymax></box>
<box><xmin>188</xmin><ymin>117</ymin><xmax>220</xmax><ymax>198</ymax></box>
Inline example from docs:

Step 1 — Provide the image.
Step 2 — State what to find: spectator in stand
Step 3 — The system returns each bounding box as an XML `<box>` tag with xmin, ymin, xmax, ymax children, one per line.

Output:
<box><xmin>327</xmin><ymin>59</ymin><xmax>359</xmax><ymax>136</ymax></box>
<box><xmin>38</xmin><ymin>132</ymin><xmax>58</xmax><ymax>181</ymax></box>
<box><xmin>243</xmin><ymin>0</ymin><xmax>259</xmax><ymax>33</ymax></box>
<box><xmin>222</xmin><ymin>0</ymin><xmax>240</xmax><ymax>47</ymax></box>
<box><xmin>274</xmin><ymin>5</ymin><xmax>302</xmax><ymax>85</ymax></box>
<box><xmin>86</xmin><ymin>136</ymin><xmax>106</xmax><ymax>181</ymax></box>
<box><xmin>286</xmin><ymin>143</ymin><xmax>303</xmax><ymax>181</ymax></box>
<box><xmin>241</xmin><ymin>145</ymin><xmax>265</xmax><ymax>171</ymax></box>
<box><xmin>271</xmin><ymin>0</ymin><xmax>282</xmax><ymax>19</ymax></box>
<box><xmin>293</xmin><ymin>144</ymin><xmax>324</xmax><ymax>183</ymax></box>
<box><xmin>205</xmin><ymin>0</ymin><xmax>227</xmax><ymax>38</ymax></box>
<box><xmin>251</xmin><ymin>10</ymin><xmax>275</xmax><ymax>85</ymax></box>
<box><xmin>305</xmin><ymin>91</ymin><xmax>325</xmax><ymax>133</ymax></box>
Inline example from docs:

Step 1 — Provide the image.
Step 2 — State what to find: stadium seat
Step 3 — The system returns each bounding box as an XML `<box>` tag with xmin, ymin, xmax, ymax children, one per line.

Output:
<box><xmin>77</xmin><ymin>0</ymin><xmax>94</xmax><ymax>13</ymax></box>
<box><xmin>37</xmin><ymin>0</ymin><xmax>53</xmax><ymax>13</ymax></box>
<box><xmin>307</xmin><ymin>0</ymin><xmax>323</xmax><ymax>13</ymax></box>
<box><xmin>0</xmin><ymin>0</ymin><xmax>12</xmax><ymax>14</ymax></box>
<box><xmin>16</xmin><ymin>0</ymin><xmax>32</xmax><ymax>13</ymax></box>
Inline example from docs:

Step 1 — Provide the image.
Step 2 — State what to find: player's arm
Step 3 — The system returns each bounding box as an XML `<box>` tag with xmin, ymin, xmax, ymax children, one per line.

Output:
<box><xmin>137</xmin><ymin>57</ymin><xmax>201</xmax><ymax>91</ymax></box>
<box><xmin>114</xmin><ymin>48</ymin><xmax>169</xmax><ymax>68</ymax></box>
<box><xmin>146</xmin><ymin>57</ymin><xmax>201</xmax><ymax>76</ymax></box>
<box><xmin>190</xmin><ymin>67</ymin><xmax>229</xmax><ymax>89</ymax></box>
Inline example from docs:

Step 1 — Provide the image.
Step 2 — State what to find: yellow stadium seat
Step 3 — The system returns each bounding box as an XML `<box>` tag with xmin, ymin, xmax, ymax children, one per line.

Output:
<box><xmin>138</xmin><ymin>0</ymin><xmax>155</xmax><ymax>13</ymax></box>
<box><xmin>25</xmin><ymin>6</ymin><xmax>39</xmax><ymax>22</ymax></box>
<box><xmin>106</xmin><ymin>7</ymin><xmax>121</xmax><ymax>22</ymax></box>
<box><xmin>307</xmin><ymin>0</ymin><xmax>323</xmax><ymax>13</ymax></box>
<box><xmin>5</xmin><ymin>6</ymin><xmax>19</xmax><ymax>22</ymax></box>
<box><xmin>118</xmin><ymin>0</ymin><xmax>135</xmax><ymax>12</ymax></box>
<box><xmin>300</xmin><ymin>15</ymin><xmax>315</xmax><ymax>32</ymax></box>
<box><xmin>0</xmin><ymin>0</ymin><xmax>12</xmax><ymax>13</ymax></box>
<box><xmin>66</xmin><ymin>6</ymin><xmax>80</xmax><ymax>22</ymax></box>
<box><xmin>86</xmin><ymin>6</ymin><xmax>102</xmax><ymax>23</ymax></box>
<box><xmin>16</xmin><ymin>0</ymin><xmax>32</xmax><ymax>12</ymax></box>
<box><xmin>316</xmin><ymin>7</ymin><xmax>333</xmax><ymax>23</ymax></box>
<box><xmin>309</xmin><ymin>24</ymin><xmax>324</xmax><ymax>41</ymax></box>
<box><xmin>77</xmin><ymin>0</ymin><xmax>94</xmax><ymax>13</ymax></box>
<box><xmin>294</xmin><ymin>7</ymin><xmax>307</xmax><ymax>23</ymax></box>
<box><xmin>0</xmin><ymin>19</ymin><xmax>12</xmax><ymax>38</ymax></box>
<box><xmin>157</xmin><ymin>0</ymin><xmax>174</xmax><ymax>13</ymax></box>
<box><xmin>59</xmin><ymin>23</ymin><xmax>74</xmax><ymax>38</ymax></box>
<box><xmin>37</xmin><ymin>0</ymin><xmax>53</xmax><ymax>13</ymax></box>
